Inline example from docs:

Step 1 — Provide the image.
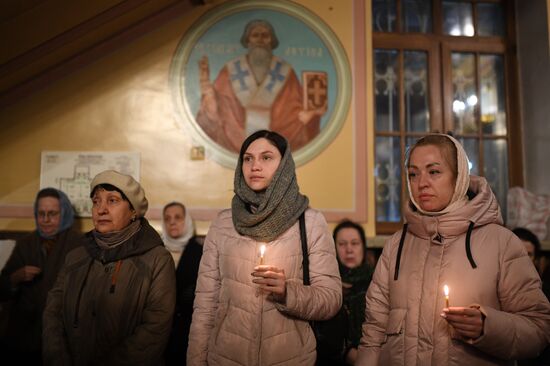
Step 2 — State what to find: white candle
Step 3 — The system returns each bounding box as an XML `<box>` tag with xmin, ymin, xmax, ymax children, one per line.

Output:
<box><xmin>443</xmin><ymin>285</ymin><xmax>450</xmax><ymax>308</ymax></box>
<box><xmin>259</xmin><ymin>244</ymin><xmax>266</xmax><ymax>265</ymax></box>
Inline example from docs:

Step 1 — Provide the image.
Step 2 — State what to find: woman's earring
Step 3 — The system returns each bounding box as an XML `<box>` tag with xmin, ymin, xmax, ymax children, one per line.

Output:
<box><xmin>131</xmin><ymin>215</ymin><xmax>136</xmax><ymax>222</ymax></box>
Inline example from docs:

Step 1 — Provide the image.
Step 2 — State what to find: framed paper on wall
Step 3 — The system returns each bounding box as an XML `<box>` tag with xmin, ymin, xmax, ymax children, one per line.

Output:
<box><xmin>39</xmin><ymin>151</ymin><xmax>141</xmax><ymax>217</ymax></box>
<box><xmin>170</xmin><ymin>0</ymin><xmax>351</xmax><ymax>168</ymax></box>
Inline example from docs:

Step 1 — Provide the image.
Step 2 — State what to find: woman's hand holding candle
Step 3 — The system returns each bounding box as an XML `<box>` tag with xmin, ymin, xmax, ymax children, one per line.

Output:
<box><xmin>440</xmin><ymin>284</ymin><xmax>484</xmax><ymax>341</ymax></box>
<box><xmin>252</xmin><ymin>265</ymin><xmax>287</xmax><ymax>302</ymax></box>
<box><xmin>441</xmin><ymin>307</ymin><xmax>485</xmax><ymax>341</ymax></box>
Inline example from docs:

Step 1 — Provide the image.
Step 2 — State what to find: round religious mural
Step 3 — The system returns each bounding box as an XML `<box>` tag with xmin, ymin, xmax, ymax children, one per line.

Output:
<box><xmin>170</xmin><ymin>0</ymin><xmax>351</xmax><ymax>168</ymax></box>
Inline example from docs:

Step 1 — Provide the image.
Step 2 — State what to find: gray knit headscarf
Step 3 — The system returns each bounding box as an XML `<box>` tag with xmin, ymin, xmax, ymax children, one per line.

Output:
<box><xmin>232</xmin><ymin>134</ymin><xmax>309</xmax><ymax>242</ymax></box>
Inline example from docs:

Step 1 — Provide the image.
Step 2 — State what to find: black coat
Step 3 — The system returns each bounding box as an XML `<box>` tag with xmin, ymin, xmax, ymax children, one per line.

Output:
<box><xmin>165</xmin><ymin>237</ymin><xmax>203</xmax><ymax>366</ymax></box>
<box><xmin>0</xmin><ymin>229</ymin><xmax>82</xmax><ymax>352</ymax></box>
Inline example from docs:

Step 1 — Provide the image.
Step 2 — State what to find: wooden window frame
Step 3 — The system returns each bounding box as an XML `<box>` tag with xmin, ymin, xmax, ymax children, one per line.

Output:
<box><xmin>373</xmin><ymin>0</ymin><xmax>523</xmax><ymax>234</ymax></box>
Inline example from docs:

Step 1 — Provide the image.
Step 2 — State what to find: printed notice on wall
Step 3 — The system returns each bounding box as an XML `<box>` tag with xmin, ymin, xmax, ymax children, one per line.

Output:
<box><xmin>40</xmin><ymin>151</ymin><xmax>141</xmax><ymax>217</ymax></box>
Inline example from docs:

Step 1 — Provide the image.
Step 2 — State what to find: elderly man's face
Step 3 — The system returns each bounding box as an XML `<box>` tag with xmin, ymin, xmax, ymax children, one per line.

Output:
<box><xmin>248</xmin><ymin>25</ymin><xmax>272</xmax><ymax>50</ymax></box>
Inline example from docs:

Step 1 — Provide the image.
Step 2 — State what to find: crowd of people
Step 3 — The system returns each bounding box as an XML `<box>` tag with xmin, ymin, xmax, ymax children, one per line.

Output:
<box><xmin>0</xmin><ymin>131</ymin><xmax>549</xmax><ymax>365</ymax></box>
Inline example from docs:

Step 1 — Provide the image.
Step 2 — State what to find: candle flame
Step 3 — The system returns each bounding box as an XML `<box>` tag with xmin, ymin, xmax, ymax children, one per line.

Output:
<box><xmin>443</xmin><ymin>285</ymin><xmax>449</xmax><ymax>297</ymax></box>
<box><xmin>260</xmin><ymin>244</ymin><xmax>266</xmax><ymax>257</ymax></box>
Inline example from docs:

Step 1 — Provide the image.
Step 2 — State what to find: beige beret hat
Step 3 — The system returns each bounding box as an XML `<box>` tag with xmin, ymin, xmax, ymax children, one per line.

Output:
<box><xmin>90</xmin><ymin>170</ymin><xmax>148</xmax><ymax>217</ymax></box>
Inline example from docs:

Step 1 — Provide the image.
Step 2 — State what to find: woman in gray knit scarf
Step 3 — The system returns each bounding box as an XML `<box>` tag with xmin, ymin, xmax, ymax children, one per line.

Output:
<box><xmin>187</xmin><ymin>130</ymin><xmax>342</xmax><ymax>366</ymax></box>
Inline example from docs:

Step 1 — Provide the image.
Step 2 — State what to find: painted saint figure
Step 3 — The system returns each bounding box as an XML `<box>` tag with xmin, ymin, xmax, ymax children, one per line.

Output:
<box><xmin>196</xmin><ymin>19</ymin><xmax>326</xmax><ymax>152</ymax></box>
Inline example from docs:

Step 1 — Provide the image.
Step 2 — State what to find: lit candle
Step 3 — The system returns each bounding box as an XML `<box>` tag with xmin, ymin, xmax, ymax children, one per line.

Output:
<box><xmin>259</xmin><ymin>244</ymin><xmax>266</xmax><ymax>265</ymax></box>
<box><xmin>443</xmin><ymin>285</ymin><xmax>450</xmax><ymax>308</ymax></box>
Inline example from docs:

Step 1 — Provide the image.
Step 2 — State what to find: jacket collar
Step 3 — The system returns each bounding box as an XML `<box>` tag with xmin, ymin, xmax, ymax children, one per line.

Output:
<box><xmin>404</xmin><ymin>175</ymin><xmax>503</xmax><ymax>241</ymax></box>
<box><xmin>84</xmin><ymin>218</ymin><xmax>163</xmax><ymax>263</ymax></box>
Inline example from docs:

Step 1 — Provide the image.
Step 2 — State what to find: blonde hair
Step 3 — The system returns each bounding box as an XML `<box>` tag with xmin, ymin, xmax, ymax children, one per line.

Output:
<box><xmin>408</xmin><ymin>134</ymin><xmax>458</xmax><ymax>183</ymax></box>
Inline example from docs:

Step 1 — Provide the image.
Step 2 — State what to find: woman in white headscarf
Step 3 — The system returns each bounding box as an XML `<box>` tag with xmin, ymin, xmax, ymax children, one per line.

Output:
<box><xmin>162</xmin><ymin>202</ymin><xmax>203</xmax><ymax>366</ymax></box>
<box><xmin>357</xmin><ymin>134</ymin><xmax>550</xmax><ymax>366</ymax></box>
<box><xmin>162</xmin><ymin>202</ymin><xmax>198</xmax><ymax>265</ymax></box>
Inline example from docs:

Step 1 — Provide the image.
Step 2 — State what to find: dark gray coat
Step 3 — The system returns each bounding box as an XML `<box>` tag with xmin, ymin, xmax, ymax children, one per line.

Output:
<box><xmin>43</xmin><ymin>219</ymin><xmax>176</xmax><ymax>365</ymax></box>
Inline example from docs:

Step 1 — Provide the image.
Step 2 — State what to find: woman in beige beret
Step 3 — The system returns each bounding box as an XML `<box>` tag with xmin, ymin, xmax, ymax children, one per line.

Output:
<box><xmin>43</xmin><ymin>170</ymin><xmax>176</xmax><ymax>365</ymax></box>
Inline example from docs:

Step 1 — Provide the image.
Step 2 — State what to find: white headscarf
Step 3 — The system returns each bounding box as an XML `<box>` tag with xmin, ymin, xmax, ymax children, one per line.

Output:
<box><xmin>406</xmin><ymin>134</ymin><xmax>470</xmax><ymax>216</ymax></box>
<box><xmin>161</xmin><ymin>204</ymin><xmax>195</xmax><ymax>253</ymax></box>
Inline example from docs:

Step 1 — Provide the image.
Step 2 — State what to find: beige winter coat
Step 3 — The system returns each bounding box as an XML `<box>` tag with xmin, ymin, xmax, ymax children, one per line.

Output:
<box><xmin>187</xmin><ymin>208</ymin><xmax>342</xmax><ymax>366</ymax></box>
<box><xmin>357</xmin><ymin>176</ymin><xmax>550</xmax><ymax>365</ymax></box>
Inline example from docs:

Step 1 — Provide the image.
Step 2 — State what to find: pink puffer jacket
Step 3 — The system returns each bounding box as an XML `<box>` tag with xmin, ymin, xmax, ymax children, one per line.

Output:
<box><xmin>357</xmin><ymin>176</ymin><xmax>550</xmax><ymax>365</ymax></box>
<box><xmin>187</xmin><ymin>208</ymin><xmax>342</xmax><ymax>366</ymax></box>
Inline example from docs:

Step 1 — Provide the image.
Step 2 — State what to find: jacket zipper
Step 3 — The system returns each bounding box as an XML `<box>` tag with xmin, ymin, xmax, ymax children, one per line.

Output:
<box><xmin>109</xmin><ymin>260</ymin><xmax>123</xmax><ymax>293</ymax></box>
